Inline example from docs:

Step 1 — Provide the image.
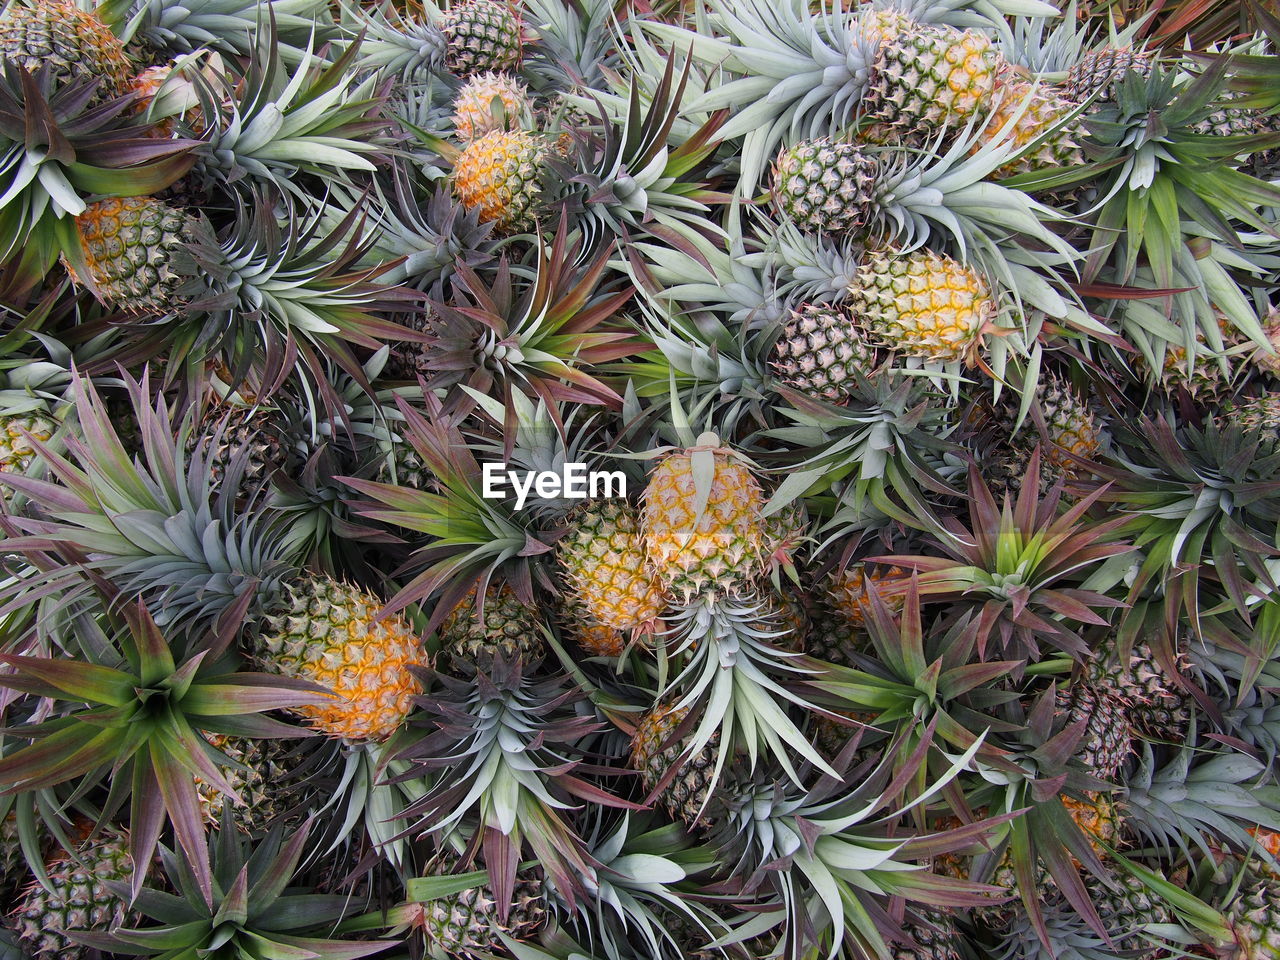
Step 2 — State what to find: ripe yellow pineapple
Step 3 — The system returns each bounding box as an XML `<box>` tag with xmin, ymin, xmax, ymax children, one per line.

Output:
<box><xmin>860</xmin><ymin>17</ymin><xmax>999</xmax><ymax>146</ymax></box>
<box><xmin>849</xmin><ymin>250</ymin><xmax>997</xmax><ymax>366</ymax></box>
<box><xmin>973</xmin><ymin>79</ymin><xmax>1085</xmax><ymax>178</ymax></box>
<box><xmin>558</xmin><ymin>500</ymin><xmax>666</xmax><ymax>634</ymax></box>
<box><xmin>452</xmin><ymin>71</ymin><xmax>531</xmax><ymax>140</ymax></box>
<box><xmin>255</xmin><ymin>578</ymin><xmax>423</xmax><ymax>742</ymax></box>
<box><xmin>452</xmin><ymin>130</ymin><xmax>547</xmax><ymax>231</ymax></box>
<box><xmin>640</xmin><ymin>435</ymin><xmax>766</xmax><ymax>602</ymax></box>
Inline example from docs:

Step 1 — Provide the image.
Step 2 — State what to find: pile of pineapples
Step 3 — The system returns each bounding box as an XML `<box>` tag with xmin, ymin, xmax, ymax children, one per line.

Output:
<box><xmin>1</xmin><ymin>0</ymin><xmax>1280</xmax><ymax>956</ymax></box>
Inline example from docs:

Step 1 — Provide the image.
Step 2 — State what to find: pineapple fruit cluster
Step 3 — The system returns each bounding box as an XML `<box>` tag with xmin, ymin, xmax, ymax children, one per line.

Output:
<box><xmin>1</xmin><ymin>0</ymin><xmax>1280</xmax><ymax>958</ymax></box>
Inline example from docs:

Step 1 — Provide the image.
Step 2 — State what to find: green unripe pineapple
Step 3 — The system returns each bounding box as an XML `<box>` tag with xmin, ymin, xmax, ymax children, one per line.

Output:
<box><xmin>771</xmin><ymin>303</ymin><xmax>878</xmax><ymax>402</ymax></box>
<box><xmin>413</xmin><ymin>868</ymin><xmax>546</xmax><ymax>959</ymax></box>
<box><xmin>1225</xmin><ymin>874</ymin><xmax>1280</xmax><ymax>959</ymax></box>
<box><xmin>441</xmin><ymin>0</ymin><xmax>522</xmax><ymax>75</ymax></box>
<box><xmin>0</xmin><ymin>0</ymin><xmax>130</xmax><ymax>95</ymax></box>
<box><xmin>12</xmin><ymin>832</ymin><xmax>131</xmax><ymax>960</ymax></box>
<box><xmin>438</xmin><ymin>583</ymin><xmax>547</xmax><ymax>672</ymax></box>
<box><xmin>771</xmin><ymin>139</ymin><xmax>879</xmax><ymax>235</ymax></box>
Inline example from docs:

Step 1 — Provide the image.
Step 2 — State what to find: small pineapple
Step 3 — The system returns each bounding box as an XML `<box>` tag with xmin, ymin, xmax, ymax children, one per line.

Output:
<box><xmin>0</xmin><ymin>412</ymin><xmax>56</xmax><ymax>480</ymax></box>
<box><xmin>640</xmin><ymin>436</ymin><xmax>766</xmax><ymax>602</ymax></box>
<box><xmin>194</xmin><ymin>735</ymin><xmax>310</xmax><ymax>833</ymax></box>
<box><xmin>1223</xmin><ymin>874</ymin><xmax>1280</xmax><ymax>959</ymax></box>
<box><xmin>441</xmin><ymin>0</ymin><xmax>522</xmax><ymax>75</ymax></box>
<box><xmin>74</xmin><ymin>196</ymin><xmax>201</xmax><ymax>314</ymax></box>
<box><xmin>895</xmin><ymin>910</ymin><xmax>963</xmax><ymax>960</ymax></box>
<box><xmin>11</xmin><ymin>832</ymin><xmax>131</xmax><ymax>960</ymax></box>
<box><xmin>989</xmin><ymin>377</ymin><xmax>1105</xmax><ymax>494</ymax></box>
<box><xmin>1057</xmin><ymin>683</ymin><xmax>1132</xmax><ymax>780</ymax></box>
<box><xmin>1089</xmin><ymin>641</ymin><xmax>1192</xmax><ymax>742</ymax></box>
<box><xmin>770</xmin><ymin>139</ymin><xmax>879</xmax><ymax>235</ymax></box>
<box><xmin>771</xmin><ymin>302</ymin><xmax>878</xmax><ymax>402</ymax></box>
<box><xmin>438</xmin><ymin>583</ymin><xmax>547</xmax><ymax>671</ymax></box>
<box><xmin>827</xmin><ymin>562</ymin><xmax>910</xmax><ymax>628</ymax></box>
<box><xmin>411</xmin><ymin>866</ymin><xmax>546</xmax><ymax>960</ymax></box>
<box><xmin>558</xmin><ymin>500</ymin><xmax>666</xmax><ymax>633</ymax></box>
<box><xmin>0</xmin><ymin>0</ymin><xmax>130</xmax><ymax>95</ymax></box>
<box><xmin>1093</xmin><ymin>871</ymin><xmax>1175</xmax><ymax>960</ymax></box>
<box><xmin>631</xmin><ymin>704</ymin><xmax>719</xmax><ymax>828</ymax></box>
<box><xmin>862</xmin><ymin>20</ymin><xmax>999</xmax><ymax>145</ymax></box>
<box><xmin>451</xmin><ymin>130</ymin><xmax>547</xmax><ymax>231</ymax></box>
<box><xmin>452</xmin><ymin>72</ymin><xmax>531</xmax><ymax>140</ymax></box>
<box><xmin>188</xmin><ymin>402</ymin><xmax>290</xmax><ymax>501</ymax></box>
<box><xmin>803</xmin><ymin>595</ymin><xmax>864</xmax><ymax>667</ymax></box>
<box><xmin>1063</xmin><ymin>46</ymin><xmax>1153</xmax><ymax>103</ymax></box>
<box><xmin>849</xmin><ymin>250</ymin><xmax>997</xmax><ymax>365</ymax></box>
<box><xmin>255</xmin><ymin>578</ymin><xmax>423</xmax><ymax>742</ymax></box>
<box><xmin>1061</xmin><ymin>792</ymin><xmax>1124</xmax><ymax>855</ymax></box>
<box><xmin>974</xmin><ymin>79</ymin><xmax>1086</xmax><ymax>178</ymax></box>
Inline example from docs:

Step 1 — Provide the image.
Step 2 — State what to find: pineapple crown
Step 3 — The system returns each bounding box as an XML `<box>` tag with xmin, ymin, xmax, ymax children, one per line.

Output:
<box><xmin>182</xmin><ymin>22</ymin><xmax>393</xmax><ymax>197</ymax></box>
<box><xmin>74</xmin><ymin>818</ymin><xmax>396</xmax><ymax>958</ymax></box>
<box><xmin>116</xmin><ymin>0</ymin><xmax>337</xmax><ymax>60</ymax></box>
<box><xmin>340</xmin><ymin>1</ymin><xmax>448</xmax><ymax>84</ymax></box>
<box><xmin>172</xmin><ymin>189</ymin><xmax>426</xmax><ymax>396</ymax></box>
<box><xmin>704</xmin><ymin>730</ymin><xmax>1000</xmax><ymax>960</ymax></box>
<box><xmin>393</xmin><ymin>656</ymin><xmax>626</xmax><ymax>912</ymax></box>
<box><xmin>875</xmin><ymin>451</ymin><xmax>1132</xmax><ymax>662</ymax></box>
<box><xmin>0</xmin><ymin>584</ymin><xmax>329</xmax><ymax>908</ymax></box>
<box><xmin>0</xmin><ymin>373</ymin><xmax>301</xmax><ymax>644</ymax></box>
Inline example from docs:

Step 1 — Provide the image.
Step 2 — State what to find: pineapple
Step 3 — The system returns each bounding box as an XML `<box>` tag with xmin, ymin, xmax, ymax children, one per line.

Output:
<box><xmin>11</xmin><ymin>832</ymin><xmax>131</xmax><ymax>960</ymax></box>
<box><xmin>441</xmin><ymin>0</ymin><xmax>523</xmax><ymax>75</ymax></box>
<box><xmin>73</xmin><ymin>196</ymin><xmax>201</xmax><ymax>314</ymax></box>
<box><xmin>559</xmin><ymin>598</ymin><xmax>628</xmax><ymax>657</ymax></box>
<box><xmin>895</xmin><ymin>910</ymin><xmax>963</xmax><ymax>960</ymax></box>
<box><xmin>631</xmin><ymin>704</ymin><xmax>720</xmax><ymax>828</ymax></box>
<box><xmin>558</xmin><ymin>500</ymin><xmax>666</xmax><ymax>634</ymax></box>
<box><xmin>770</xmin><ymin>302</ymin><xmax>878</xmax><ymax>402</ymax></box>
<box><xmin>0</xmin><ymin>0</ymin><xmax>130</xmax><ymax>95</ymax></box>
<box><xmin>1057</xmin><ymin>683</ymin><xmax>1132</xmax><ymax>780</ymax></box>
<box><xmin>1092</xmin><ymin>871</ymin><xmax>1175</xmax><ymax>960</ymax></box>
<box><xmin>1061</xmin><ymin>792</ymin><xmax>1124</xmax><ymax>855</ymax></box>
<box><xmin>451</xmin><ymin>130</ymin><xmax>547</xmax><ymax>231</ymax></box>
<box><xmin>988</xmin><ymin>376</ymin><xmax>1105</xmax><ymax>494</ymax></box>
<box><xmin>188</xmin><ymin>402</ymin><xmax>290</xmax><ymax>501</ymax></box>
<box><xmin>862</xmin><ymin>20</ymin><xmax>999</xmax><ymax>146</ymax></box>
<box><xmin>770</xmin><ymin>139</ymin><xmax>879</xmax><ymax>235</ymax></box>
<box><xmin>827</xmin><ymin>562</ymin><xmax>910</xmax><ymax>628</ymax></box>
<box><xmin>1063</xmin><ymin>46</ymin><xmax>1153</xmax><ymax>103</ymax></box>
<box><xmin>639</xmin><ymin>436</ymin><xmax>766</xmax><ymax>602</ymax></box>
<box><xmin>803</xmin><ymin>595</ymin><xmax>865</xmax><ymax>667</ymax></box>
<box><xmin>452</xmin><ymin>72</ymin><xmax>531</xmax><ymax>140</ymax></box>
<box><xmin>973</xmin><ymin>79</ymin><xmax>1086</xmax><ymax>178</ymax></box>
<box><xmin>1154</xmin><ymin>316</ymin><xmax>1241</xmax><ymax>402</ymax></box>
<box><xmin>410</xmin><ymin>868</ymin><xmax>546</xmax><ymax>959</ymax></box>
<box><xmin>438</xmin><ymin>583</ymin><xmax>547</xmax><ymax>671</ymax></box>
<box><xmin>0</xmin><ymin>412</ymin><xmax>56</xmax><ymax>480</ymax></box>
<box><xmin>255</xmin><ymin>578</ymin><xmax>423</xmax><ymax>742</ymax></box>
<box><xmin>848</xmin><ymin>250</ymin><xmax>997</xmax><ymax>365</ymax></box>
<box><xmin>194</xmin><ymin>735</ymin><xmax>309</xmax><ymax>833</ymax></box>
<box><xmin>1232</xmin><ymin>395</ymin><xmax>1280</xmax><ymax>439</ymax></box>
<box><xmin>1089</xmin><ymin>641</ymin><xmax>1192</xmax><ymax>742</ymax></box>
<box><xmin>1224</xmin><ymin>875</ymin><xmax>1280</xmax><ymax>959</ymax></box>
